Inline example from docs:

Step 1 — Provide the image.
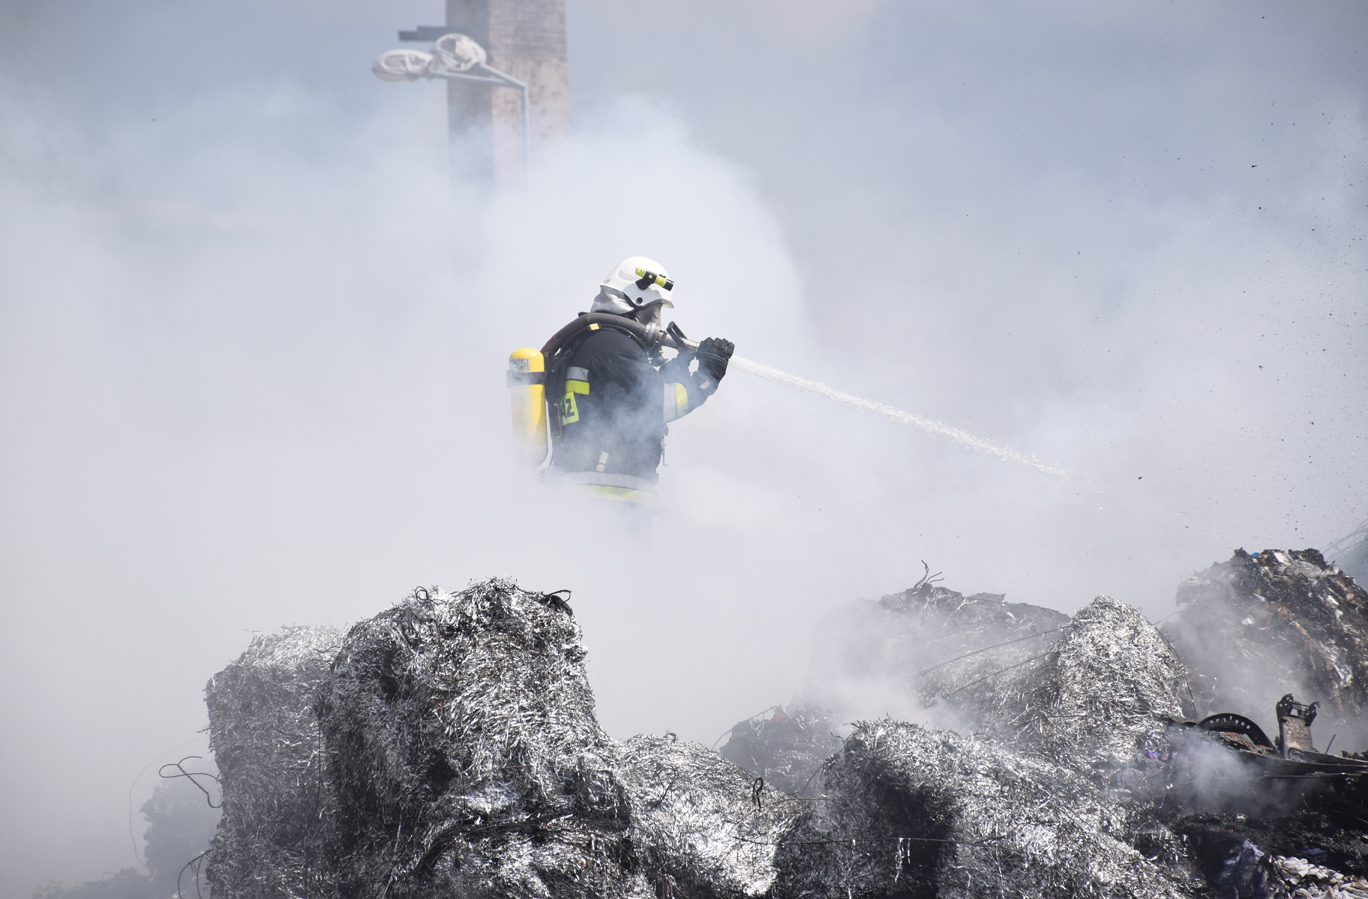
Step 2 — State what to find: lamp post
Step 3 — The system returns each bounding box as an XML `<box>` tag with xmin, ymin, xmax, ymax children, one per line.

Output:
<box><xmin>373</xmin><ymin>33</ymin><xmax>529</xmax><ymax>176</ymax></box>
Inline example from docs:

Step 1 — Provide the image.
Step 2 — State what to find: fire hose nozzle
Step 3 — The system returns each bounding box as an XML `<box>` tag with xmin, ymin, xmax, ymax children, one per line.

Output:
<box><xmin>663</xmin><ymin>321</ymin><xmax>697</xmax><ymax>352</ymax></box>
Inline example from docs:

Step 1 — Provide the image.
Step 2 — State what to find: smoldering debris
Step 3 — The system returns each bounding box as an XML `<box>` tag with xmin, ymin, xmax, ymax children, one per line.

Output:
<box><xmin>203</xmin><ymin>553</ymin><xmax>1368</xmax><ymax>899</ymax></box>
<box><xmin>717</xmin><ymin>578</ymin><xmax>1077</xmax><ymax>794</ymax></box>
<box><xmin>1164</xmin><ymin>548</ymin><xmax>1368</xmax><ymax>730</ymax></box>
<box><xmin>721</xmin><ymin>555</ymin><xmax>1368</xmax><ymax>896</ymax></box>
<box><xmin>859</xmin><ymin>578</ymin><xmax>1072</xmax><ymax>718</ymax></box>
<box><xmin>778</xmin><ymin>720</ymin><xmax>1203</xmax><ymax>899</ymax></box>
<box><xmin>722</xmin><ymin>582</ymin><xmax>1184</xmax><ymax>794</ymax></box>
<box><xmin>733</xmin><ymin>589</ymin><xmax>1201</xmax><ymax>898</ymax></box>
<box><xmin>1164</xmin><ymin>692</ymin><xmax>1368</xmax><ymax>824</ymax></box>
<box><xmin>1176</xmin><ymin>825</ymin><xmax>1368</xmax><ymax>899</ymax></box>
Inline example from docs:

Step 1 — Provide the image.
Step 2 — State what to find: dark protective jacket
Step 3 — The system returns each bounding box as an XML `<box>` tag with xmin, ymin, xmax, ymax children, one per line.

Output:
<box><xmin>549</xmin><ymin>327</ymin><xmax>709</xmax><ymax>491</ymax></box>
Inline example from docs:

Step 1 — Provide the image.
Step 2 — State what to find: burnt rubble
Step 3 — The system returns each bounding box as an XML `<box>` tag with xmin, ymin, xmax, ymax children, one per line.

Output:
<box><xmin>739</xmin><ymin>591</ymin><xmax>1202</xmax><ymax>898</ymax></box>
<box><xmin>719</xmin><ymin>581</ymin><xmax>1074</xmax><ymax>796</ymax></box>
<box><xmin>720</xmin><ymin>585</ymin><xmax>1182</xmax><ymax>795</ymax></box>
<box><xmin>780</xmin><ymin>720</ymin><xmax>1201</xmax><ymax>899</ymax></box>
<box><xmin>1165</xmin><ymin>549</ymin><xmax>1368</xmax><ymax>733</ymax></box>
<box><xmin>205</xmin><ymin>554</ymin><xmax>1368</xmax><ymax>899</ymax></box>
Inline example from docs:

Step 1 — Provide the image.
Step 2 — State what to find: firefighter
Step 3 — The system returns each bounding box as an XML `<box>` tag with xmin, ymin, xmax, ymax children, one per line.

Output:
<box><xmin>545</xmin><ymin>256</ymin><xmax>733</xmax><ymax>510</ymax></box>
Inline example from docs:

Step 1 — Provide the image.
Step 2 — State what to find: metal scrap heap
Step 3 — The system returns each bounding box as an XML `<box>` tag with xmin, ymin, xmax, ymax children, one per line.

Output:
<box><xmin>1165</xmin><ymin>548</ymin><xmax>1368</xmax><ymax>731</ymax></box>
<box><xmin>206</xmin><ymin>556</ymin><xmax>1368</xmax><ymax>899</ymax></box>
<box><xmin>752</xmin><ymin>594</ymin><xmax>1203</xmax><ymax>898</ymax></box>
<box><xmin>208</xmin><ymin>580</ymin><xmax>798</xmax><ymax>899</ymax></box>
<box><xmin>205</xmin><ymin>626</ymin><xmax>343</xmax><ymax>899</ymax></box>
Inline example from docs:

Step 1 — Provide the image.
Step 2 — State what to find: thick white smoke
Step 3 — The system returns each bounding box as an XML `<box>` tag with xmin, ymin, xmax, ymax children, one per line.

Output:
<box><xmin>2</xmin><ymin>2</ymin><xmax>1366</xmax><ymax>896</ymax></box>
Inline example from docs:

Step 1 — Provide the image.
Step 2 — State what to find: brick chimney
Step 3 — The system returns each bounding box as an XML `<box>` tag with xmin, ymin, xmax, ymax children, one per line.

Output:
<box><xmin>443</xmin><ymin>0</ymin><xmax>569</xmax><ymax>186</ymax></box>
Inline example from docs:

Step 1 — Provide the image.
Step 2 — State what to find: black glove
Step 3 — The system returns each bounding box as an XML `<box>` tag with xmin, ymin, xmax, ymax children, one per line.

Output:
<box><xmin>696</xmin><ymin>337</ymin><xmax>734</xmax><ymax>383</ymax></box>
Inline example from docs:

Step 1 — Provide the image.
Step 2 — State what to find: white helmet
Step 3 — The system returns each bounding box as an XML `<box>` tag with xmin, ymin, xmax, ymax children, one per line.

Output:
<box><xmin>590</xmin><ymin>256</ymin><xmax>675</xmax><ymax>315</ymax></box>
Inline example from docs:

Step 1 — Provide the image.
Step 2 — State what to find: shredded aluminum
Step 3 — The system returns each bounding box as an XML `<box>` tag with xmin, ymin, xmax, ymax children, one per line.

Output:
<box><xmin>204</xmin><ymin>560</ymin><xmax>1368</xmax><ymax>899</ymax></box>
<box><xmin>205</xmin><ymin>625</ymin><xmax>343</xmax><ymax>899</ymax></box>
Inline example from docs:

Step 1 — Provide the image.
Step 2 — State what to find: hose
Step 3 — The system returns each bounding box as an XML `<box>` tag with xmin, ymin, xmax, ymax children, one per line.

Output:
<box><xmin>540</xmin><ymin>314</ymin><xmax>658</xmax><ymax>356</ymax></box>
<box><xmin>539</xmin><ymin>313</ymin><xmax>700</xmax><ymax>358</ymax></box>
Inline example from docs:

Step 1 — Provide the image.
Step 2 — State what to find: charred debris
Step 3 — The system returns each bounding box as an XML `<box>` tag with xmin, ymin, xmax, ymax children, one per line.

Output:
<box><xmin>198</xmin><ymin>550</ymin><xmax>1368</xmax><ymax>899</ymax></box>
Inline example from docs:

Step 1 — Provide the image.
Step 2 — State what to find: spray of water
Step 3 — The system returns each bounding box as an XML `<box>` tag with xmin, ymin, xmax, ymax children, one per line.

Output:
<box><xmin>731</xmin><ymin>356</ymin><xmax>1071</xmax><ymax>480</ymax></box>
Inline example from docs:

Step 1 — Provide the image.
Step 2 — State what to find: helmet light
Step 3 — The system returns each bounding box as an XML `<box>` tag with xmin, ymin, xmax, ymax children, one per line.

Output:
<box><xmin>634</xmin><ymin>268</ymin><xmax>674</xmax><ymax>292</ymax></box>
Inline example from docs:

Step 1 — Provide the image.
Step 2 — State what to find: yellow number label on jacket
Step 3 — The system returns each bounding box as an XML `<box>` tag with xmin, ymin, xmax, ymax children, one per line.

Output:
<box><xmin>562</xmin><ymin>379</ymin><xmax>589</xmax><ymax>425</ymax></box>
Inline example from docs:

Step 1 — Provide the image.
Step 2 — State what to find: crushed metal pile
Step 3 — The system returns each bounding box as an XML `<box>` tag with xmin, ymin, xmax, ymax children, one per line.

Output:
<box><xmin>778</xmin><ymin>720</ymin><xmax>1200</xmax><ymax>899</ymax></box>
<box><xmin>207</xmin><ymin>553</ymin><xmax>1368</xmax><ymax>899</ymax></box>
<box><xmin>720</xmin><ymin>579</ymin><xmax>1073</xmax><ymax>796</ymax></box>
<box><xmin>210</xmin><ymin>581</ymin><xmax>797</xmax><ymax>899</ymax></box>
<box><xmin>738</xmin><ymin>593</ymin><xmax>1201</xmax><ymax>898</ymax></box>
<box><xmin>206</xmin><ymin>626</ymin><xmax>342</xmax><ymax>899</ymax></box>
<box><xmin>316</xmin><ymin>582</ymin><xmax>638</xmax><ymax>899</ymax></box>
<box><xmin>1165</xmin><ymin>549</ymin><xmax>1368</xmax><ymax>732</ymax></box>
<box><xmin>723</xmin><ymin>559</ymin><xmax>1368</xmax><ymax>897</ymax></box>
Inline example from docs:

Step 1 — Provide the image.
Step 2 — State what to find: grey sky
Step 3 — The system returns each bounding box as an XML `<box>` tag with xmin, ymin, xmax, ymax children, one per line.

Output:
<box><xmin>2</xmin><ymin>1</ymin><xmax>1366</xmax><ymax>895</ymax></box>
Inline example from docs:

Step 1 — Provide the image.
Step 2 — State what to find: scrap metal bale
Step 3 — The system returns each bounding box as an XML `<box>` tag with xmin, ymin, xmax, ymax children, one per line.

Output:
<box><xmin>316</xmin><ymin>580</ymin><xmax>650</xmax><ymax>899</ymax></box>
<box><xmin>209</xmin><ymin>581</ymin><xmax>805</xmax><ymax>899</ymax></box>
<box><xmin>205</xmin><ymin>625</ymin><xmax>343</xmax><ymax>899</ymax></box>
<box><xmin>616</xmin><ymin>735</ymin><xmax>802</xmax><ymax>898</ymax></box>
<box><xmin>909</xmin><ymin>594</ymin><xmax>1189</xmax><ymax>766</ymax></box>
<box><xmin>1012</xmin><ymin>595</ymin><xmax>1191</xmax><ymax>770</ymax></box>
<box><xmin>775</xmin><ymin>721</ymin><xmax>1203</xmax><ymax>899</ymax></box>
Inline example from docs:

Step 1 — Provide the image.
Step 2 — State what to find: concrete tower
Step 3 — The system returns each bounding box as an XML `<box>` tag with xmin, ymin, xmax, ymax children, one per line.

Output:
<box><xmin>405</xmin><ymin>0</ymin><xmax>570</xmax><ymax>186</ymax></box>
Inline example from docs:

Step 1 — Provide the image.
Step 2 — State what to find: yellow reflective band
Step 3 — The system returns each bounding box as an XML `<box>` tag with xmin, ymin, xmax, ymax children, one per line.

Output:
<box><xmin>589</xmin><ymin>323</ymin><xmax>600</xmax><ymax>331</ymax></box>
<box><xmin>673</xmin><ymin>382</ymin><xmax>689</xmax><ymax>419</ymax></box>
<box><xmin>562</xmin><ymin>379</ymin><xmax>589</xmax><ymax>425</ymax></box>
<box><xmin>571</xmin><ymin>484</ymin><xmax>664</xmax><ymax>507</ymax></box>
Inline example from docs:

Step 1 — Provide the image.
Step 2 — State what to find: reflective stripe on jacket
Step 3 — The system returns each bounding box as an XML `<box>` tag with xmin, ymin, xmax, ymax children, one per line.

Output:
<box><xmin>549</xmin><ymin>328</ymin><xmax>706</xmax><ymax>486</ymax></box>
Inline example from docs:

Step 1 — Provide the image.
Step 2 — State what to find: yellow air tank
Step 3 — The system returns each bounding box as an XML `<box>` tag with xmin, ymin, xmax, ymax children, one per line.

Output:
<box><xmin>507</xmin><ymin>348</ymin><xmax>548</xmax><ymax>465</ymax></box>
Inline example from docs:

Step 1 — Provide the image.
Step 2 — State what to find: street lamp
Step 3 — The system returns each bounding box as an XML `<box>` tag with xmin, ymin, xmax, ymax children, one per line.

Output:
<box><xmin>372</xmin><ymin>33</ymin><xmax>529</xmax><ymax>175</ymax></box>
